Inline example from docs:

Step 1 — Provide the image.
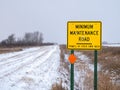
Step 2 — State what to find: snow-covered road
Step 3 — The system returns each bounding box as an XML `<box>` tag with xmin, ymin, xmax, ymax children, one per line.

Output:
<box><xmin>0</xmin><ymin>45</ymin><xmax>60</xmax><ymax>90</ymax></box>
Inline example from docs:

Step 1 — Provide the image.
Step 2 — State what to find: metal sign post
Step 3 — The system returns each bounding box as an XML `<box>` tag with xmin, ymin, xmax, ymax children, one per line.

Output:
<box><xmin>71</xmin><ymin>64</ymin><xmax>74</xmax><ymax>90</ymax></box>
<box><xmin>68</xmin><ymin>50</ymin><xmax>76</xmax><ymax>90</ymax></box>
<box><xmin>94</xmin><ymin>50</ymin><xmax>98</xmax><ymax>90</ymax></box>
<box><xmin>70</xmin><ymin>50</ymin><xmax>74</xmax><ymax>90</ymax></box>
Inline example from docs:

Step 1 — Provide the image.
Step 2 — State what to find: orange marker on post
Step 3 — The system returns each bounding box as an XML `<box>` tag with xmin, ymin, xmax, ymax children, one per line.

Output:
<box><xmin>68</xmin><ymin>54</ymin><xmax>76</xmax><ymax>64</ymax></box>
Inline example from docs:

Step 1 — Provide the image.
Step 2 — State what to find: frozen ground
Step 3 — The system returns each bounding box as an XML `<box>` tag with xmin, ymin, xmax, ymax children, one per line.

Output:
<box><xmin>64</xmin><ymin>52</ymin><xmax>96</xmax><ymax>90</ymax></box>
<box><xmin>0</xmin><ymin>45</ymin><xmax>60</xmax><ymax>90</ymax></box>
<box><xmin>74</xmin><ymin>52</ymin><xmax>94</xmax><ymax>90</ymax></box>
<box><xmin>0</xmin><ymin>44</ymin><xmax>117</xmax><ymax>90</ymax></box>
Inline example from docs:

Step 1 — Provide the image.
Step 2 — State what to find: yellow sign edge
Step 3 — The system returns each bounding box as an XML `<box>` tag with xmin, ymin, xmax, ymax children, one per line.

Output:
<box><xmin>67</xmin><ymin>21</ymin><xmax>102</xmax><ymax>50</ymax></box>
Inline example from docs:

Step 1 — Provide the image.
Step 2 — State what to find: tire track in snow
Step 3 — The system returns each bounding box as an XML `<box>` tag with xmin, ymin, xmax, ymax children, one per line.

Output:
<box><xmin>0</xmin><ymin>48</ymin><xmax>46</xmax><ymax>66</ymax></box>
<box><xmin>0</xmin><ymin>46</ymin><xmax>51</xmax><ymax>78</ymax></box>
<box><xmin>0</xmin><ymin>45</ymin><xmax>60</xmax><ymax>90</ymax></box>
<box><xmin>10</xmin><ymin>46</ymin><xmax>59</xmax><ymax>88</ymax></box>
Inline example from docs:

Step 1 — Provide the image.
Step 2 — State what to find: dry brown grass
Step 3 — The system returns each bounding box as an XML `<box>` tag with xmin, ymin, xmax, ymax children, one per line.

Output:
<box><xmin>79</xmin><ymin>47</ymin><xmax>120</xmax><ymax>73</ymax></box>
<box><xmin>79</xmin><ymin>46</ymin><xmax>120</xmax><ymax>90</ymax></box>
<box><xmin>51</xmin><ymin>81</ymin><xmax>65</xmax><ymax>90</ymax></box>
<box><xmin>59</xmin><ymin>44</ymin><xmax>69</xmax><ymax>54</ymax></box>
<box><xmin>0</xmin><ymin>47</ymin><xmax>23</xmax><ymax>54</ymax></box>
<box><xmin>59</xmin><ymin>45</ymin><xmax>120</xmax><ymax>90</ymax></box>
<box><xmin>59</xmin><ymin>45</ymin><xmax>70</xmax><ymax>72</ymax></box>
<box><xmin>98</xmin><ymin>72</ymin><xmax>120</xmax><ymax>90</ymax></box>
<box><xmin>0</xmin><ymin>46</ymin><xmax>37</xmax><ymax>54</ymax></box>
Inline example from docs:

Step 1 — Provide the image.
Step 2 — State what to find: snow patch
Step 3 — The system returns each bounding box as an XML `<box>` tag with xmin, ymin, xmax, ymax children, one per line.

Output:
<box><xmin>0</xmin><ymin>45</ymin><xmax>60</xmax><ymax>90</ymax></box>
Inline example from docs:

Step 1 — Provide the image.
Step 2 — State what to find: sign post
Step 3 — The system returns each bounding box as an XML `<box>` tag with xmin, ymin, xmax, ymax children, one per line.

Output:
<box><xmin>68</xmin><ymin>50</ymin><xmax>76</xmax><ymax>90</ymax></box>
<box><xmin>67</xmin><ymin>21</ymin><xmax>102</xmax><ymax>90</ymax></box>
<box><xmin>94</xmin><ymin>50</ymin><xmax>98</xmax><ymax>90</ymax></box>
<box><xmin>70</xmin><ymin>63</ymin><xmax>74</xmax><ymax>90</ymax></box>
<box><xmin>70</xmin><ymin>50</ymin><xmax>74</xmax><ymax>90</ymax></box>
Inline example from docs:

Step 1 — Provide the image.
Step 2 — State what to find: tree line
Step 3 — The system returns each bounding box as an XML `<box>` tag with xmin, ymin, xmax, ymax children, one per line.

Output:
<box><xmin>0</xmin><ymin>31</ymin><xmax>44</xmax><ymax>47</ymax></box>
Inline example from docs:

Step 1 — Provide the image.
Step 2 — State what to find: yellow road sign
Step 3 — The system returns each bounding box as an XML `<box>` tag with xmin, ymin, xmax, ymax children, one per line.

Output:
<box><xmin>67</xmin><ymin>21</ymin><xmax>102</xmax><ymax>50</ymax></box>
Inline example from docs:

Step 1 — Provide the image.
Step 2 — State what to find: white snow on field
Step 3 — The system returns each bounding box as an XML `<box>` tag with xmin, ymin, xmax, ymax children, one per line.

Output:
<box><xmin>64</xmin><ymin>52</ymin><xmax>94</xmax><ymax>90</ymax></box>
<box><xmin>102</xmin><ymin>44</ymin><xmax>120</xmax><ymax>47</ymax></box>
<box><xmin>0</xmin><ymin>45</ymin><xmax>60</xmax><ymax>90</ymax></box>
<box><xmin>75</xmin><ymin>52</ymin><xmax>101</xmax><ymax>72</ymax></box>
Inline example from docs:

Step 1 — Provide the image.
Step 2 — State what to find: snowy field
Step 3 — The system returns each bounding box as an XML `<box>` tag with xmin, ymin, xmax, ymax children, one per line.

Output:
<box><xmin>102</xmin><ymin>44</ymin><xmax>120</xmax><ymax>47</ymax></box>
<box><xmin>0</xmin><ymin>45</ymin><xmax>60</xmax><ymax>90</ymax></box>
<box><xmin>0</xmin><ymin>44</ymin><xmax>119</xmax><ymax>90</ymax></box>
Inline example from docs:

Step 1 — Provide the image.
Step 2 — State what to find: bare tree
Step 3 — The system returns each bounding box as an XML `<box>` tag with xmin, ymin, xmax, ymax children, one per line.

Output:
<box><xmin>24</xmin><ymin>32</ymin><xmax>32</xmax><ymax>45</ymax></box>
<box><xmin>0</xmin><ymin>34</ymin><xmax>15</xmax><ymax>47</ymax></box>
<box><xmin>38</xmin><ymin>32</ymin><xmax>43</xmax><ymax>44</ymax></box>
<box><xmin>23</xmin><ymin>31</ymin><xmax>43</xmax><ymax>45</ymax></box>
<box><xmin>33</xmin><ymin>31</ymin><xmax>39</xmax><ymax>44</ymax></box>
<box><xmin>0</xmin><ymin>31</ymin><xmax>44</xmax><ymax>47</ymax></box>
<box><xmin>7</xmin><ymin>34</ymin><xmax>15</xmax><ymax>44</ymax></box>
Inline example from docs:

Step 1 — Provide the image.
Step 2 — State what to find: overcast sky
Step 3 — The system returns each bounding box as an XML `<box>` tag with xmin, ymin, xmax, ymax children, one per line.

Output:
<box><xmin>0</xmin><ymin>0</ymin><xmax>120</xmax><ymax>44</ymax></box>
